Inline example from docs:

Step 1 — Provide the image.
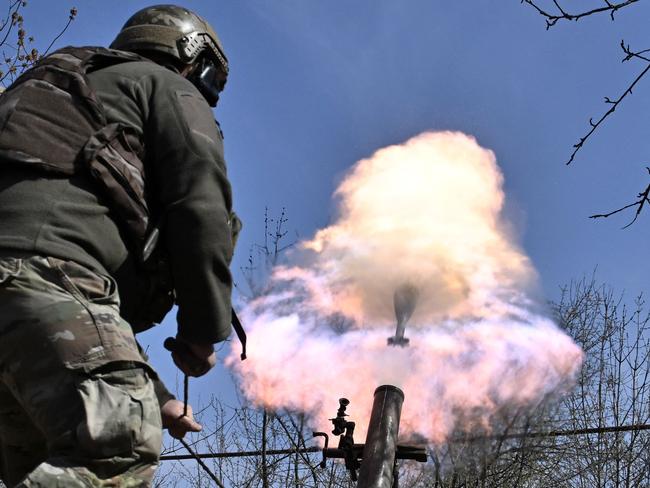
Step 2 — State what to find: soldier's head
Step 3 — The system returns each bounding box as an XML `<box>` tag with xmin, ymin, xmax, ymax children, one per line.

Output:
<box><xmin>110</xmin><ymin>4</ymin><xmax>228</xmax><ymax>107</ymax></box>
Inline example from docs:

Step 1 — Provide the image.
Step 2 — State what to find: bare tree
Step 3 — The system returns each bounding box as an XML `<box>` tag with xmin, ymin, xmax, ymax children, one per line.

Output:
<box><xmin>425</xmin><ymin>278</ymin><xmax>650</xmax><ymax>488</ymax></box>
<box><xmin>0</xmin><ymin>1</ymin><xmax>76</xmax><ymax>88</ymax></box>
<box><xmin>531</xmin><ymin>278</ymin><xmax>650</xmax><ymax>487</ymax></box>
<box><xmin>238</xmin><ymin>207</ymin><xmax>295</xmax><ymax>299</ymax></box>
<box><xmin>158</xmin><ymin>399</ymin><xmax>354</xmax><ymax>487</ymax></box>
<box><xmin>521</xmin><ymin>1</ymin><xmax>650</xmax><ymax>225</ymax></box>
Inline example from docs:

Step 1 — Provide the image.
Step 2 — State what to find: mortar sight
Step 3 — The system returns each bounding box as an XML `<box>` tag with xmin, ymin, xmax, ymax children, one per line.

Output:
<box><xmin>338</xmin><ymin>397</ymin><xmax>350</xmax><ymax>412</ymax></box>
<box><xmin>331</xmin><ymin>398</ymin><xmax>354</xmax><ymax>436</ymax></box>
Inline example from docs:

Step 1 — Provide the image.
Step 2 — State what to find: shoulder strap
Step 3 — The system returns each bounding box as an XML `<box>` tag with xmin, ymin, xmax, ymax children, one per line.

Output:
<box><xmin>0</xmin><ymin>46</ymin><xmax>149</xmax><ymax>175</ymax></box>
<box><xmin>231</xmin><ymin>308</ymin><xmax>247</xmax><ymax>361</ymax></box>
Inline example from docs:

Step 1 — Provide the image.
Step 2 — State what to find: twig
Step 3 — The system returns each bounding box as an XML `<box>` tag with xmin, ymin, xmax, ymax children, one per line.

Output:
<box><xmin>179</xmin><ymin>438</ymin><xmax>227</xmax><ymax>488</ymax></box>
<box><xmin>589</xmin><ymin>168</ymin><xmax>650</xmax><ymax>227</ymax></box>
<box><xmin>275</xmin><ymin>414</ymin><xmax>322</xmax><ymax>485</ymax></box>
<box><xmin>0</xmin><ymin>1</ymin><xmax>22</xmax><ymax>33</ymax></box>
<box><xmin>0</xmin><ymin>1</ymin><xmax>20</xmax><ymax>47</ymax></box>
<box><xmin>621</xmin><ymin>40</ymin><xmax>650</xmax><ymax>63</ymax></box>
<box><xmin>523</xmin><ymin>4</ymin><xmax>650</xmax><ymax>224</ymax></box>
<box><xmin>521</xmin><ymin>0</ymin><xmax>640</xmax><ymax>28</ymax></box>
<box><xmin>566</xmin><ymin>41</ymin><xmax>650</xmax><ymax>165</ymax></box>
<box><xmin>41</xmin><ymin>7</ymin><xmax>76</xmax><ymax>57</ymax></box>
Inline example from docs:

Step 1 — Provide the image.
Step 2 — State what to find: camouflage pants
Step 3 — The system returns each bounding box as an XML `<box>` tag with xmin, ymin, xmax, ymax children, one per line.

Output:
<box><xmin>0</xmin><ymin>255</ymin><xmax>162</xmax><ymax>487</ymax></box>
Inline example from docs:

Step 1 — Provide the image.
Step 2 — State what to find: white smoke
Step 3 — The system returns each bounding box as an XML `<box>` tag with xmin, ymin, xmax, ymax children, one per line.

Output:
<box><xmin>227</xmin><ymin>131</ymin><xmax>583</xmax><ymax>442</ymax></box>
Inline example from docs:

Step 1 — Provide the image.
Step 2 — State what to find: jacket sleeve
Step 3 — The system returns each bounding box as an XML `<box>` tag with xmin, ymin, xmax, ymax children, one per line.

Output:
<box><xmin>142</xmin><ymin>71</ymin><xmax>234</xmax><ymax>344</ymax></box>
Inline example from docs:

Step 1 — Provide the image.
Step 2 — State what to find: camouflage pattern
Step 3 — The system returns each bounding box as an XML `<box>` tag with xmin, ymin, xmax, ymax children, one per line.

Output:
<box><xmin>110</xmin><ymin>4</ymin><xmax>228</xmax><ymax>71</ymax></box>
<box><xmin>0</xmin><ymin>255</ymin><xmax>162</xmax><ymax>487</ymax></box>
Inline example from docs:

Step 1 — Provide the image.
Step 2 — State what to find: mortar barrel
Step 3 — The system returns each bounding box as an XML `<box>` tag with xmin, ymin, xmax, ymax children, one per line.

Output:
<box><xmin>357</xmin><ymin>385</ymin><xmax>405</xmax><ymax>488</ymax></box>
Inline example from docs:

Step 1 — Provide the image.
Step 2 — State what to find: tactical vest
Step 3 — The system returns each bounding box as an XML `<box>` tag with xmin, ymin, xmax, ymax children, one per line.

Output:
<box><xmin>0</xmin><ymin>46</ymin><xmax>247</xmax><ymax>356</ymax></box>
<box><xmin>0</xmin><ymin>46</ymin><xmax>171</xmax><ymax>333</ymax></box>
<box><xmin>0</xmin><ymin>46</ymin><xmax>151</xmax><ymax>251</ymax></box>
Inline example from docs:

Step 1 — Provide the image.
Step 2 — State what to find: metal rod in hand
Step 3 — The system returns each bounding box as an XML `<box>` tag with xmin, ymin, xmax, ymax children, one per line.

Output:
<box><xmin>175</xmin><ymin>376</ymin><xmax>226</xmax><ymax>486</ymax></box>
<box><xmin>183</xmin><ymin>374</ymin><xmax>189</xmax><ymax>417</ymax></box>
<box><xmin>163</xmin><ymin>337</ymin><xmax>190</xmax><ymax>417</ymax></box>
<box><xmin>164</xmin><ymin>336</ymin><xmax>226</xmax><ymax>487</ymax></box>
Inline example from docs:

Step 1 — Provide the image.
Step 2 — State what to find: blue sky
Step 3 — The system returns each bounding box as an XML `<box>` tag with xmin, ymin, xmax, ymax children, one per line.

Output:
<box><xmin>22</xmin><ymin>1</ymin><xmax>649</xmax><ymax>407</ymax></box>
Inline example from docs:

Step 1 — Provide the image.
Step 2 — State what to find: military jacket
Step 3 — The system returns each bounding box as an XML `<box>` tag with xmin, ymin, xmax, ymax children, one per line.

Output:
<box><xmin>0</xmin><ymin>56</ymin><xmax>235</xmax><ymax>344</ymax></box>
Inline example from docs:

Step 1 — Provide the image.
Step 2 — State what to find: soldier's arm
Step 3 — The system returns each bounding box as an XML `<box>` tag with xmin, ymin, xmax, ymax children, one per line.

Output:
<box><xmin>137</xmin><ymin>340</ymin><xmax>202</xmax><ymax>437</ymax></box>
<box><xmin>142</xmin><ymin>70</ymin><xmax>234</xmax><ymax>345</ymax></box>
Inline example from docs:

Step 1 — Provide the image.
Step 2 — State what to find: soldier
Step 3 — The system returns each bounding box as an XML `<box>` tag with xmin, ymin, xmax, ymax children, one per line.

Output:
<box><xmin>0</xmin><ymin>4</ymin><xmax>240</xmax><ymax>486</ymax></box>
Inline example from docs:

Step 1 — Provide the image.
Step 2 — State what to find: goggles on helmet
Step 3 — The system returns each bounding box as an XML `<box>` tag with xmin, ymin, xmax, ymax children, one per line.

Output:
<box><xmin>177</xmin><ymin>31</ymin><xmax>228</xmax><ymax>107</ymax></box>
<box><xmin>187</xmin><ymin>55</ymin><xmax>227</xmax><ymax>107</ymax></box>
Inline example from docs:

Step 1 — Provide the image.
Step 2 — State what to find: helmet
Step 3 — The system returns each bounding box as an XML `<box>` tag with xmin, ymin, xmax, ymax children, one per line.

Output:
<box><xmin>111</xmin><ymin>4</ymin><xmax>227</xmax><ymax>71</ymax></box>
<box><xmin>110</xmin><ymin>4</ymin><xmax>228</xmax><ymax>106</ymax></box>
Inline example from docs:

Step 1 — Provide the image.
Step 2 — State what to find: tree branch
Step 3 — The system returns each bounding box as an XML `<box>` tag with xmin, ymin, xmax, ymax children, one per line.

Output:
<box><xmin>41</xmin><ymin>7</ymin><xmax>76</xmax><ymax>57</ymax></box>
<box><xmin>521</xmin><ymin>0</ymin><xmax>640</xmax><ymax>28</ymax></box>
<box><xmin>589</xmin><ymin>168</ymin><xmax>650</xmax><ymax>227</ymax></box>
<box><xmin>566</xmin><ymin>41</ymin><xmax>650</xmax><ymax>165</ymax></box>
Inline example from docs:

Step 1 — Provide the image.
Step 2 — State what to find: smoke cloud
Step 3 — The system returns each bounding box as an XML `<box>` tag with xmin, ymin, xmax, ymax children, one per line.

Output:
<box><xmin>227</xmin><ymin>131</ymin><xmax>583</xmax><ymax>443</ymax></box>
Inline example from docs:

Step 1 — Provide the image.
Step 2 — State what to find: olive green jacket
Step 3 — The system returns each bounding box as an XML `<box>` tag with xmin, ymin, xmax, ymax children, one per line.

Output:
<box><xmin>0</xmin><ymin>60</ymin><xmax>235</xmax><ymax>344</ymax></box>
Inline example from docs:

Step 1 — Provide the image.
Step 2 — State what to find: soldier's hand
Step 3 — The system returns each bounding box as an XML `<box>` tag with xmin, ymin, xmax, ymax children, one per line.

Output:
<box><xmin>161</xmin><ymin>399</ymin><xmax>202</xmax><ymax>439</ymax></box>
<box><xmin>165</xmin><ymin>336</ymin><xmax>217</xmax><ymax>377</ymax></box>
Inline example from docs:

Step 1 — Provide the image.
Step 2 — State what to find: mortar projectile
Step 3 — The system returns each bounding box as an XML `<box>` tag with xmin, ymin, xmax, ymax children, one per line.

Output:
<box><xmin>387</xmin><ymin>284</ymin><xmax>419</xmax><ymax>347</ymax></box>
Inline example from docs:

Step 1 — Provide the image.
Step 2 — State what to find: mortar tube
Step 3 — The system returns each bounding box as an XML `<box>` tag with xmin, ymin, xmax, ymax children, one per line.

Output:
<box><xmin>357</xmin><ymin>385</ymin><xmax>405</xmax><ymax>488</ymax></box>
